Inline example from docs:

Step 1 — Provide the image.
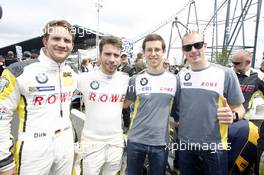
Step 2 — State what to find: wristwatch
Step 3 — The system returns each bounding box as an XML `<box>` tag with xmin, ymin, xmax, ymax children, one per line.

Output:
<box><xmin>232</xmin><ymin>111</ymin><xmax>239</xmax><ymax>122</ymax></box>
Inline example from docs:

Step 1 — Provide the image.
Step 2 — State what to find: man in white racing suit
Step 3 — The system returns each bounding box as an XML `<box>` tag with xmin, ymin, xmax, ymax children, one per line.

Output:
<box><xmin>0</xmin><ymin>20</ymin><xmax>77</xmax><ymax>175</ymax></box>
<box><xmin>78</xmin><ymin>36</ymin><xmax>129</xmax><ymax>175</ymax></box>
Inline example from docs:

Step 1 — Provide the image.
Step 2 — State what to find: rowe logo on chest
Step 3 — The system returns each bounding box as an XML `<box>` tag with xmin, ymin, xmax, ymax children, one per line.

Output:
<box><xmin>201</xmin><ymin>82</ymin><xmax>218</xmax><ymax>87</ymax></box>
<box><xmin>88</xmin><ymin>92</ymin><xmax>125</xmax><ymax>103</ymax></box>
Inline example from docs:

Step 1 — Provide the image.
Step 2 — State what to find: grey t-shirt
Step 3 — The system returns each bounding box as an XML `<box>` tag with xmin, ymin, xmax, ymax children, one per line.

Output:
<box><xmin>172</xmin><ymin>64</ymin><xmax>244</xmax><ymax>147</ymax></box>
<box><xmin>126</xmin><ymin>71</ymin><xmax>177</xmax><ymax>146</ymax></box>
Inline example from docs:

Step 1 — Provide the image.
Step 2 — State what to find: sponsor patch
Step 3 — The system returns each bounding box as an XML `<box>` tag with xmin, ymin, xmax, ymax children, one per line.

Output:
<box><xmin>0</xmin><ymin>106</ymin><xmax>8</xmax><ymax>120</ymax></box>
<box><xmin>29</xmin><ymin>86</ymin><xmax>55</xmax><ymax>92</ymax></box>
<box><xmin>0</xmin><ymin>76</ymin><xmax>9</xmax><ymax>93</ymax></box>
<box><xmin>184</xmin><ymin>73</ymin><xmax>191</xmax><ymax>81</ymax></box>
<box><xmin>62</xmin><ymin>77</ymin><xmax>74</xmax><ymax>87</ymax></box>
<box><xmin>141</xmin><ymin>87</ymin><xmax>152</xmax><ymax>91</ymax></box>
<box><xmin>63</xmin><ymin>72</ymin><xmax>72</xmax><ymax>77</ymax></box>
<box><xmin>88</xmin><ymin>92</ymin><xmax>125</xmax><ymax>102</ymax></box>
<box><xmin>140</xmin><ymin>77</ymin><xmax>148</xmax><ymax>86</ymax></box>
<box><xmin>36</xmin><ymin>73</ymin><xmax>48</xmax><ymax>84</ymax></box>
<box><xmin>183</xmin><ymin>82</ymin><xmax>192</xmax><ymax>86</ymax></box>
<box><xmin>90</xmin><ymin>81</ymin><xmax>99</xmax><ymax>90</ymax></box>
<box><xmin>33</xmin><ymin>92</ymin><xmax>72</xmax><ymax>106</ymax></box>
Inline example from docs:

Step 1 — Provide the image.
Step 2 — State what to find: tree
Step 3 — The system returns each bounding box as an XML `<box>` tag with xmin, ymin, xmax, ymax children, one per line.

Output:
<box><xmin>213</xmin><ymin>50</ymin><xmax>231</xmax><ymax>66</ymax></box>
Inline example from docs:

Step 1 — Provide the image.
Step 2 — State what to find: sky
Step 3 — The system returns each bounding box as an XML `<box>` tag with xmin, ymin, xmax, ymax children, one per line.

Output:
<box><xmin>0</xmin><ymin>0</ymin><xmax>263</xmax><ymax>65</ymax></box>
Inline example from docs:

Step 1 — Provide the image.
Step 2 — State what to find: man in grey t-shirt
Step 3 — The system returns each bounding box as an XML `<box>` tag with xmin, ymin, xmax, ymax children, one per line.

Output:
<box><xmin>171</xmin><ymin>31</ymin><xmax>245</xmax><ymax>175</ymax></box>
<box><xmin>124</xmin><ymin>34</ymin><xmax>177</xmax><ymax>175</ymax></box>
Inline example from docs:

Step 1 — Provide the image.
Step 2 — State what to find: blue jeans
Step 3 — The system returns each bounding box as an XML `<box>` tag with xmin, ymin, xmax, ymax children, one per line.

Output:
<box><xmin>179</xmin><ymin>148</ymin><xmax>228</xmax><ymax>175</ymax></box>
<box><xmin>127</xmin><ymin>140</ymin><xmax>168</xmax><ymax>175</ymax></box>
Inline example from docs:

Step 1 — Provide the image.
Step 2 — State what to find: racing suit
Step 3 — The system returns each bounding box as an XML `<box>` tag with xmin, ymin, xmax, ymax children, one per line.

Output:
<box><xmin>78</xmin><ymin>70</ymin><xmax>129</xmax><ymax>175</ymax></box>
<box><xmin>0</xmin><ymin>49</ymin><xmax>77</xmax><ymax>175</ymax></box>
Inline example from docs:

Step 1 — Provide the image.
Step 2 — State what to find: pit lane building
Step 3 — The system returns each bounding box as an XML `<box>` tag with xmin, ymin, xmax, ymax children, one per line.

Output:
<box><xmin>0</xmin><ymin>25</ymin><xmax>106</xmax><ymax>57</ymax></box>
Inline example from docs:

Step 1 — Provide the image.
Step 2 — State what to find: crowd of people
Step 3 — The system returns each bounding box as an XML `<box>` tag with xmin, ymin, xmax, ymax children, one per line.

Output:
<box><xmin>0</xmin><ymin>50</ymin><xmax>39</xmax><ymax>76</ymax></box>
<box><xmin>0</xmin><ymin>19</ymin><xmax>264</xmax><ymax>175</ymax></box>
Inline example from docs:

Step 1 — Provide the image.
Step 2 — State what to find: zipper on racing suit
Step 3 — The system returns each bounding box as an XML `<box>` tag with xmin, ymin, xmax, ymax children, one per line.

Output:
<box><xmin>58</xmin><ymin>64</ymin><xmax>63</xmax><ymax>117</ymax></box>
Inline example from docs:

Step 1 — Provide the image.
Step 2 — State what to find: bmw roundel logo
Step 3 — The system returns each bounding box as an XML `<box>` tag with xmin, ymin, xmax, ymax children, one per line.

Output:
<box><xmin>140</xmin><ymin>77</ymin><xmax>148</xmax><ymax>86</ymax></box>
<box><xmin>184</xmin><ymin>73</ymin><xmax>191</xmax><ymax>81</ymax></box>
<box><xmin>35</xmin><ymin>73</ymin><xmax>48</xmax><ymax>84</ymax></box>
<box><xmin>90</xmin><ymin>81</ymin><xmax>99</xmax><ymax>90</ymax></box>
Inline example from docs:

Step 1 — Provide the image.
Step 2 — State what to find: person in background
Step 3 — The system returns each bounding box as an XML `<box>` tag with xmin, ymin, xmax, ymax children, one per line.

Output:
<box><xmin>0</xmin><ymin>55</ymin><xmax>5</xmax><ymax>76</ymax></box>
<box><xmin>118</xmin><ymin>52</ymin><xmax>135</xmax><ymax>77</ymax></box>
<box><xmin>118</xmin><ymin>52</ymin><xmax>135</xmax><ymax>131</ymax></box>
<box><xmin>5</xmin><ymin>51</ymin><xmax>18</xmax><ymax>67</ymax></box>
<box><xmin>163</xmin><ymin>58</ymin><xmax>170</xmax><ymax>71</ymax></box>
<box><xmin>22</xmin><ymin>51</ymin><xmax>31</xmax><ymax>61</ymax></box>
<box><xmin>80</xmin><ymin>58</ymin><xmax>89</xmax><ymax>72</ymax></box>
<box><xmin>133</xmin><ymin>52</ymin><xmax>146</xmax><ymax>74</ymax></box>
<box><xmin>93</xmin><ymin>59</ymin><xmax>101</xmax><ymax>70</ymax></box>
<box><xmin>231</xmin><ymin>50</ymin><xmax>264</xmax><ymax>124</ymax></box>
<box><xmin>30</xmin><ymin>52</ymin><xmax>39</xmax><ymax>59</ymax></box>
<box><xmin>0</xmin><ymin>19</ymin><xmax>77</xmax><ymax>175</ymax></box>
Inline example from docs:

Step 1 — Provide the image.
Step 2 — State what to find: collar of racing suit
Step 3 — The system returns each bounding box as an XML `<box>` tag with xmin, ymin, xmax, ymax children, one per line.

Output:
<box><xmin>38</xmin><ymin>48</ymin><xmax>66</xmax><ymax>71</ymax></box>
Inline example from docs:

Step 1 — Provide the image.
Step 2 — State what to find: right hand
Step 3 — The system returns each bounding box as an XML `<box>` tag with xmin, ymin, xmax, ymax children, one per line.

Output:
<box><xmin>0</xmin><ymin>167</ymin><xmax>16</xmax><ymax>175</ymax></box>
<box><xmin>217</xmin><ymin>97</ymin><xmax>233</xmax><ymax>124</ymax></box>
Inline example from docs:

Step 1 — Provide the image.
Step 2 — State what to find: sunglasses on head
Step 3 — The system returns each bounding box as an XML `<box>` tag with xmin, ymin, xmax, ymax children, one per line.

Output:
<box><xmin>182</xmin><ymin>41</ymin><xmax>204</xmax><ymax>52</ymax></box>
<box><xmin>232</xmin><ymin>61</ymin><xmax>241</xmax><ymax>65</ymax></box>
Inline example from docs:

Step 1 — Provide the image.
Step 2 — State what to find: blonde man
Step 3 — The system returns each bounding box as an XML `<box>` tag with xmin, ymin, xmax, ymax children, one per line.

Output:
<box><xmin>0</xmin><ymin>20</ymin><xmax>77</xmax><ymax>175</ymax></box>
<box><xmin>171</xmin><ymin>31</ymin><xmax>245</xmax><ymax>175</ymax></box>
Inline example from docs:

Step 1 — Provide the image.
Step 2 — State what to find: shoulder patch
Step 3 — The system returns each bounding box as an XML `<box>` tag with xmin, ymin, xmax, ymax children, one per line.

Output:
<box><xmin>0</xmin><ymin>76</ymin><xmax>9</xmax><ymax>93</ymax></box>
<box><xmin>7</xmin><ymin>59</ymin><xmax>39</xmax><ymax>77</ymax></box>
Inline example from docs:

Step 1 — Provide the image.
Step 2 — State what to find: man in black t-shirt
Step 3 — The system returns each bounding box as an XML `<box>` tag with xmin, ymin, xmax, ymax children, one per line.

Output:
<box><xmin>231</xmin><ymin>50</ymin><xmax>264</xmax><ymax>112</ymax></box>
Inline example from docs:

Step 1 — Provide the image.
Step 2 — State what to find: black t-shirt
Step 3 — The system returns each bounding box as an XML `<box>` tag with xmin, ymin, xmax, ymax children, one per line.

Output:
<box><xmin>236</xmin><ymin>70</ymin><xmax>264</xmax><ymax>111</ymax></box>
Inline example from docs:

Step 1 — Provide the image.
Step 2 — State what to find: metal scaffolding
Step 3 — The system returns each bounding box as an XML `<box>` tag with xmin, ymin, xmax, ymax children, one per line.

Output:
<box><xmin>133</xmin><ymin>0</ymin><xmax>262</xmax><ymax>67</ymax></box>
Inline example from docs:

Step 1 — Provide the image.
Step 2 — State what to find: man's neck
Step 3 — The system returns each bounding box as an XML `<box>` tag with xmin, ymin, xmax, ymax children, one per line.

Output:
<box><xmin>190</xmin><ymin>60</ymin><xmax>209</xmax><ymax>71</ymax></box>
<box><xmin>147</xmin><ymin>65</ymin><xmax>164</xmax><ymax>74</ymax></box>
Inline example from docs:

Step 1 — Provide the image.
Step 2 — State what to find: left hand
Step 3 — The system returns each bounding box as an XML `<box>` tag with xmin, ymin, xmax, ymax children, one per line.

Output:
<box><xmin>217</xmin><ymin>97</ymin><xmax>233</xmax><ymax>124</ymax></box>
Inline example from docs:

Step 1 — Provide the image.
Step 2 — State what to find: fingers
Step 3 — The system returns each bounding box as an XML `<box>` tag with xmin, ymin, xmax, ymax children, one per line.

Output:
<box><xmin>217</xmin><ymin>98</ymin><xmax>233</xmax><ymax>124</ymax></box>
<box><xmin>222</xmin><ymin>97</ymin><xmax>228</xmax><ymax>107</ymax></box>
<box><xmin>217</xmin><ymin>115</ymin><xmax>233</xmax><ymax>124</ymax></box>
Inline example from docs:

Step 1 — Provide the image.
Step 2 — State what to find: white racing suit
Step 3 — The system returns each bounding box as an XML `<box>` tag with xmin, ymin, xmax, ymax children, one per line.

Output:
<box><xmin>0</xmin><ymin>49</ymin><xmax>77</xmax><ymax>175</ymax></box>
<box><xmin>77</xmin><ymin>70</ymin><xmax>129</xmax><ymax>175</ymax></box>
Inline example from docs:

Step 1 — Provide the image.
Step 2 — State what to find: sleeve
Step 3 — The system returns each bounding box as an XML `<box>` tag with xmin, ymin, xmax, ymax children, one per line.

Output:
<box><xmin>125</xmin><ymin>76</ymin><xmax>136</xmax><ymax>102</ymax></box>
<box><xmin>256</xmin><ymin>76</ymin><xmax>264</xmax><ymax>94</ymax></box>
<box><xmin>0</xmin><ymin>69</ymin><xmax>21</xmax><ymax>172</ymax></box>
<box><xmin>171</xmin><ymin>75</ymin><xmax>181</xmax><ymax>122</ymax></box>
<box><xmin>224</xmin><ymin>68</ymin><xmax>245</xmax><ymax>105</ymax></box>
